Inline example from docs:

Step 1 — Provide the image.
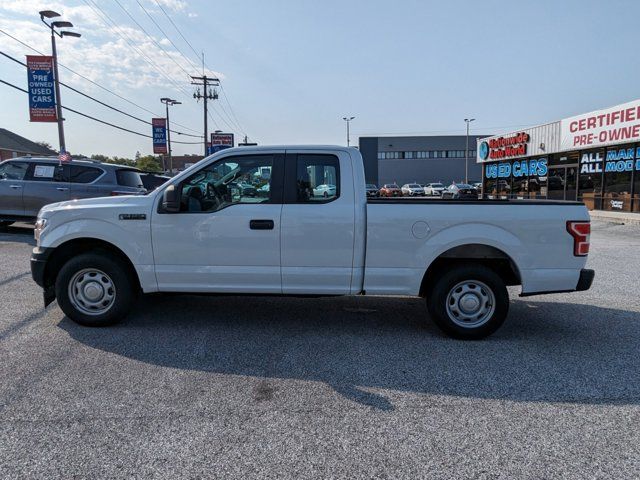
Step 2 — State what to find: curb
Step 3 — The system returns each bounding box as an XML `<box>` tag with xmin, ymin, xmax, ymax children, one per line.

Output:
<box><xmin>589</xmin><ymin>211</ymin><xmax>640</xmax><ymax>226</ymax></box>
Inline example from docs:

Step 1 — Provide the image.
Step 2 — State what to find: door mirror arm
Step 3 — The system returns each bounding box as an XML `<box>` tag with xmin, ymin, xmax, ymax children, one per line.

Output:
<box><xmin>162</xmin><ymin>184</ymin><xmax>181</xmax><ymax>213</ymax></box>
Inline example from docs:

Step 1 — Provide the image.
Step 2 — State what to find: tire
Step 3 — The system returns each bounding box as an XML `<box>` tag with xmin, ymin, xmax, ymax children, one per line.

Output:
<box><xmin>55</xmin><ymin>252</ymin><xmax>136</xmax><ymax>327</ymax></box>
<box><xmin>426</xmin><ymin>263</ymin><xmax>509</xmax><ymax>339</ymax></box>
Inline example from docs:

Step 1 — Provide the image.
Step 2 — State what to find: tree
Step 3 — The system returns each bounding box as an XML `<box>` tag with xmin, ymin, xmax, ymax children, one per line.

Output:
<box><xmin>136</xmin><ymin>155</ymin><xmax>162</xmax><ymax>172</ymax></box>
<box><xmin>36</xmin><ymin>141</ymin><xmax>53</xmax><ymax>150</ymax></box>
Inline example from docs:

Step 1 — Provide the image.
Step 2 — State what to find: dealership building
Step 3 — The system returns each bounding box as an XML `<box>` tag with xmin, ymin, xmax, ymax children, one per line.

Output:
<box><xmin>478</xmin><ymin>98</ymin><xmax>640</xmax><ymax>212</ymax></box>
<box><xmin>358</xmin><ymin>135</ymin><xmax>488</xmax><ymax>187</ymax></box>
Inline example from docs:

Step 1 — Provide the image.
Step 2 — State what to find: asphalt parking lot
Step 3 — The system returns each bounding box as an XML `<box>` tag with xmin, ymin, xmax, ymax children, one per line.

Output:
<box><xmin>1</xmin><ymin>220</ymin><xmax>639</xmax><ymax>479</ymax></box>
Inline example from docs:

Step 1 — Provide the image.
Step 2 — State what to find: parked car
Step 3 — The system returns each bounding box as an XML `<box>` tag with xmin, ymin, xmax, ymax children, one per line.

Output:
<box><xmin>140</xmin><ymin>172</ymin><xmax>170</xmax><ymax>192</ymax></box>
<box><xmin>229</xmin><ymin>181</ymin><xmax>257</xmax><ymax>197</ymax></box>
<box><xmin>379</xmin><ymin>183</ymin><xmax>401</xmax><ymax>197</ymax></box>
<box><xmin>471</xmin><ymin>182</ymin><xmax>483</xmax><ymax>190</ymax></box>
<box><xmin>312</xmin><ymin>184</ymin><xmax>337</xmax><ymax>198</ymax></box>
<box><xmin>441</xmin><ymin>183</ymin><xmax>479</xmax><ymax>200</ymax></box>
<box><xmin>365</xmin><ymin>184</ymin><xmax>379</xmax><ymax>197</ymax></box>
<box><xmin>424</xmin><ymin>182</ymin><xmax>445</xmax><ymax>196</ymax></box>
<box><xmin>32</xmin><ymin>146</ymin><xmax>593</xmax><ymax>340</ymax></box>
<box><xmin>401</xmin><ymin>183</ymin><xmax>425</xmax><ymax>196</ymax></box>
<box><xmin>0</xmin><ymin>157</ymin><xmax>146</xmax><ymax>227</ymax></box>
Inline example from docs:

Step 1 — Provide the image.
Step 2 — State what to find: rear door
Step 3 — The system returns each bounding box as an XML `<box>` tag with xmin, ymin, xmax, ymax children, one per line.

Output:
<box><xmin>280</xmin><ymin>150</ymin><xmax>356</xmax><ymax>294</ymax></box>
<box><xmin>0</xmin><ymin>160</ymin><xmax>30</xmax><ymax>217</ymax></box>
<box><xmin>22</xmin><ymin>161</ymin><xmax>71</xmax><ymax>216</ymax></box>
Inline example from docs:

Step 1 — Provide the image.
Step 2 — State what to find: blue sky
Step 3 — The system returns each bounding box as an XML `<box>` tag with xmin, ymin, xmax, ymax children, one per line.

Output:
<box><xmin>1</xmin><ymin>0</ymin><xmax>639</xmax><ymax>157</ymax></box>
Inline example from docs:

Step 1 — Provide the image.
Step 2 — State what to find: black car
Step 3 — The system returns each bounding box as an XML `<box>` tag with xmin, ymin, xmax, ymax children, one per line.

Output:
<box><xmin>441</xmin><ymin>183</ymin><xmax>479</xmax><ymax>200</ymax></box>
<box><xmin>366</xmin><ymin>184</ymin><xmax>379</xmax><ymax>197</ymax></box>
<box><xmin>140</xmin><ymin>172</ymin><xmax>170</xmax><ymax>191</ymax></box>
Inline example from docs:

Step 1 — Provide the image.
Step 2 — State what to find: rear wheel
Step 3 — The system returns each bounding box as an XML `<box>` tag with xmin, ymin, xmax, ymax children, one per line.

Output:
<box><xmin>426</xmin><ymin>264</ymin><xmax>509</xmax><ymax>339</ymax></box>
<box><xmin>55</xmin><ymin>252</ymin><xmax>136</xmax><ymax>327</ymax></box>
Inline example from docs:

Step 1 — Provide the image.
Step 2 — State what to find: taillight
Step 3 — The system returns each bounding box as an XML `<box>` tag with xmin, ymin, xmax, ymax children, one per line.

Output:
<box><xmin>566</xmin><ymin>221</ymin><xmax>590</xmax><ymax>256</ymax></box>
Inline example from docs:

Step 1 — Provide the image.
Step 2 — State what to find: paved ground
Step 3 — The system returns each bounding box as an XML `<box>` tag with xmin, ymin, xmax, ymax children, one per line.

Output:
<box><xmin>1</xmin><ymin>220</ymin><xmax>639</xmax><ymax>479</ymax></box>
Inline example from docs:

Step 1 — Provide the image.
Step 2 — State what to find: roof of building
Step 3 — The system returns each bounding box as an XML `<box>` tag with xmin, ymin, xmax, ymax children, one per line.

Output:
<box><xmin>0</xmin><ymin>128</ymin><xmax>58</xmax><ymax>156</ymax></box>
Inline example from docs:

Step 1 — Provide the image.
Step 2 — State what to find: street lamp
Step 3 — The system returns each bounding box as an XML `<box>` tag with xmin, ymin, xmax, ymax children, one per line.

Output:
<box><xmin>160</xmin><ymin>98</ymin><xmax>181</xmax><ymax>174</ymax></box>
<box><xmin>343</xmin><ymin>116</ymin><xmax>355</xmax><ymax>147</ymax></box>
<box><xmin>39</xmin><ymin>10</ymin><xmax>81</xmax><ymax>154</ymax></box>
<box><xmin>464</xmin><ymin>118</ymin><xmax>476</xmax><ymax>184</ymax></box>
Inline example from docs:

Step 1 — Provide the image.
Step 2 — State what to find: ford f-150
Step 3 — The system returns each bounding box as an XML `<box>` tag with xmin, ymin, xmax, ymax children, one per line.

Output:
<box><xmin>30</xmin><ymin>146</ymin><xmax>594</xmax><ymax>339</ymax></box>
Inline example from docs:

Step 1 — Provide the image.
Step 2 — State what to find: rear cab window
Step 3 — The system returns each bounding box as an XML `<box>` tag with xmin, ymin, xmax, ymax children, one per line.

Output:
<box><xmin>116</xmin><ymin>169</ymin><xmax>144</xmax><ymax>189</ymax></box>
<box><xmin>294</xmin><ymin>154</ymin><xmax>340</xmax><ymax>203</ymax></box>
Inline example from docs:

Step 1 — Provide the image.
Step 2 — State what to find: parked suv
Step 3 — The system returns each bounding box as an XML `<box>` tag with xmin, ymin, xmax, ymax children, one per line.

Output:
<box><xmin>0</xmin><ymin>157</ymin><xmax>146</xmax><ymax>226</ymax></box>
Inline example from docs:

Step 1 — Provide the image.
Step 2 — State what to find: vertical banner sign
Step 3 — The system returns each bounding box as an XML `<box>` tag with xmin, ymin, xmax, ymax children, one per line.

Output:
<box><xmin>26</xmin><ymin>55</ymin><xmax>57</xmax><ymax>122</ymax></box>
<box><xmin>152</xmin><ymin>118</ymin><xmax>167</xmax><ymax>154</ymax></box>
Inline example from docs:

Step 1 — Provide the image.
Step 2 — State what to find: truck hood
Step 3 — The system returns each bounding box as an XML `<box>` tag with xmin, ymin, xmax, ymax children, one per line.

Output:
<box><xmin>39</xmin><ymin>194</ymin><xmax>154</xmax><ymax>218</ymax></box>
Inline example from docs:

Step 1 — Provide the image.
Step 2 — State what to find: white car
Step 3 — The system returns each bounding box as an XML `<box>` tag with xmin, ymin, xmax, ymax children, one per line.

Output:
<box><xmin>424</xmin><ymin>182</ymin><xmax>445</xmax><ymax>196</ymax></box>
<box><xmin>31</xmin><ymin>146</ymin><xmax>594</xmax><ymax>339</ymax></box>
<box><xmin>312</xmin><ymin>184</ymin><xmax>336</xmax><ymax>198</ymax></box>
<box><xmin>401</xmin><ymin>183</ymin><xmax>424</xmax><ymax>196</ymax></box>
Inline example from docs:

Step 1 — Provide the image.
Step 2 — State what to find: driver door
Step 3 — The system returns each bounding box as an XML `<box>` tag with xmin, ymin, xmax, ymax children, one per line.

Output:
<box><xmin>151</xmin><ymin>152</ymin><xmax>284</xmax><ymax>293</ymax></box>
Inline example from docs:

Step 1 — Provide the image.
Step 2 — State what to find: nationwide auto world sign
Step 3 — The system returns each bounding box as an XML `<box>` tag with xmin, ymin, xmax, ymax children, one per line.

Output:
<box><xmin>478</xmin><ymin>132</ymin><xmax>530</xmax><ymax>161</ymax></box>
<box><xmin>26</xmin><ymin>55</ymin><xmax>57</xmax><ymax>122</ymax></box>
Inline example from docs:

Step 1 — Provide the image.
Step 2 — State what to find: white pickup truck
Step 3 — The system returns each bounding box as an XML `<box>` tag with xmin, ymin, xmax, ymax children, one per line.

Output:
<box><xmin>30</xmin><ymin>146</ymin><xmax>594</xmax><ymax>339</ymax></box>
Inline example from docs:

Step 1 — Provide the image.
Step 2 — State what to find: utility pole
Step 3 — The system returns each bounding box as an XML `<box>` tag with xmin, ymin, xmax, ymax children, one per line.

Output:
<box><xmin>464</xmin><ymin>118</ymin><xmax>476</xmax><ymax>184</ymax></box>
<box><xmin>343</xmin><ymin>116</ymin><xmax>355</xmax><ymax>147</ymax></box>
<box><xmin>160</xmin><ymin>98</ymin><xmax>181</xmax><ymax>174</ymax></box>
<box><xmin>192</xmin><ymin>75</ymin><xmax>219</xmax><ymax>156</ymax></box>
<box><xmin>39</xmin><ymin>10</ymin><xmax>80</xmax><ymax>153</ymax></box>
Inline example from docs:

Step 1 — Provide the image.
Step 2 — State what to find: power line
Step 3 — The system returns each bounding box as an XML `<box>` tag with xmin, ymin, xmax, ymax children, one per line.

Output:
<box><xmin>0</xmin><ymin>78</ymin><xmax>201</xmax><ymax>144</ymax></box>
<box><xmin>82</xmin><ymin>0</ymin><xmax>192</xmax><ymax>98</ymax></box>
<box><xmin>147</xmin><ymin>0</ymin><xmax>249</xmax><ymax>136</ymax></box>
<box><xmin>113</xmin><ymin>0</ymin><xmax>193</xmax><ymax>80</ymax></box>
<box><xmin>152</xmin><ymin>0</ymin><xmax>201</xmax><ymax>61</ymax></box>
<box><xmin>0</xmin><ymin>27</ymin><xmax>200</xmax><ymax>134</ymax></box>
<box><xmin>0</xmin><ymin>50</ymin><xmax>202</xmax><ymax>138</ymax></box>
<box><xmin>134</xmin><ymin>0</ymin><xmax>200</xmax><ymax>73</ymax></box>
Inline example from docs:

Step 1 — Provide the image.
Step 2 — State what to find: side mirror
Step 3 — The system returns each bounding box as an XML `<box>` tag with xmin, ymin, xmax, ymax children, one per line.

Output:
<box><xmin>162</xmin><ymin>184</ymin><xmax>180</xmax><ymax>212</ymax></box>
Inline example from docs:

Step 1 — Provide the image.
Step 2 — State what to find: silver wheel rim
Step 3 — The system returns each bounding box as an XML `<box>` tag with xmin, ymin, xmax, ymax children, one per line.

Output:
<box><xmin>68</xmin><ymin>268</ymin><xmax>116</xmax><ymax>316</ymax></box>
<box><xmin>445</xmin><ymin>280</ymin><xmax>495</xmax><ymax>328</ymax></box>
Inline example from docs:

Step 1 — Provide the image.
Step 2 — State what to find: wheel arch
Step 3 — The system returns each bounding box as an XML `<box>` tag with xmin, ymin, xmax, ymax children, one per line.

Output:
<box><xmin>43</xmin><ymin>237</ymin><xmax>142</xmax><ymax>292</ymax></box>
<box><xmin>419</xmin><ymin>243</ymin><xmax>521</xmax><ymax>297</ymax></box>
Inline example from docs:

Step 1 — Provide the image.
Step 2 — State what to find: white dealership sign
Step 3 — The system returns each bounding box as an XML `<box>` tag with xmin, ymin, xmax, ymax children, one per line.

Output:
<box><xmin>560</xmin><ymin>99</ymin><xmax>640</xmax><ymax>151</ymax></box>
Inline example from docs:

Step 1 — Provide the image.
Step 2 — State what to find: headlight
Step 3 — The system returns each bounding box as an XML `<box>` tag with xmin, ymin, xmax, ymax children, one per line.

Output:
<box><xmin>34</xmin><ymin>218</ymin><xmax>47</xmax><ymax>243</ymax></box>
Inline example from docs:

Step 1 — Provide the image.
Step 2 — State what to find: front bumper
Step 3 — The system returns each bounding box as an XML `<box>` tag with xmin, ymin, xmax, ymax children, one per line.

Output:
<box><xmin>31</xmin><ymin>247</ymin><xmax>56</xmax><ymax>306</ymax></box>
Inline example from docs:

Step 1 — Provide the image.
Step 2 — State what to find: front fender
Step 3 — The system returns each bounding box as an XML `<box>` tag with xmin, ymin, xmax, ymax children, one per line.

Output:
<box><xmin>42</xmin><ymin>218</ymin><xmax>153</xmax><ymax>266</ymax></box>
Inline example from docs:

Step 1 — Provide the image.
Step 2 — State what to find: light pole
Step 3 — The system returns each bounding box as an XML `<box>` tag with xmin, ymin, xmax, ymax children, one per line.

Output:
<box><xmin>161</xmin><ymin>98</ymin><xmax>181</xmax><ymax>174</ymax></box>
<box><xmin>39</xmin><ymin>10</ymin><xmax>81</xmax><ymax>154</ymax></box>
<box><xmin>343</xmin><ymin>116</ymin><xmax>355</xmax><ymax>147</ymax></box>
<box><xmin>464</xmin><ymin>118</ymin><xmax>476</xmax><ymax>184</ymax></box>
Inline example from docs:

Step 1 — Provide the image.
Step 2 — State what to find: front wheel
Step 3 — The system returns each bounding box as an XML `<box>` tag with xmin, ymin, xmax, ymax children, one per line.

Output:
<box><xmin>426</xmin><ymin>264</ymin><xmax>509</xmax><ymax>339</ymax></box>
<box><xmin>55</xmin><ymin>252</ymin><xmax>136</xmax><ymax>327</ymax></box>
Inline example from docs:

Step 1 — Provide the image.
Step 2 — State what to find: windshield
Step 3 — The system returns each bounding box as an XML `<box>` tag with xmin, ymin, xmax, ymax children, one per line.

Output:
<box><xmin>432</xmin><ymin>183</ymin><xmax>444</xmax><ymax>188</ymax></box>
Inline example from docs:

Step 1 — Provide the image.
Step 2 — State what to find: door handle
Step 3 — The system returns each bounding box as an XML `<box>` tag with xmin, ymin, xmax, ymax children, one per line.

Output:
<box><xmin>249</xmin><ymin>219</ymin><xmax>274</xmax><ymax>230</ymax></box>
<box><xmin>9</xmin><ymin>185</ymin><xmax>21</xmax><ymax>189</ymax></box>
<box><xmin>56</xmin><ymin>187</ymin><xmax>69</xmax><ymax>192</ymax></box>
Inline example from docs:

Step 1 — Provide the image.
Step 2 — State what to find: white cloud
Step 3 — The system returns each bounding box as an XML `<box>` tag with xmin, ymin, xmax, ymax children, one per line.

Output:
<box><xmin>152</xmin><ymin>0</ymin><xmax>188</xmax><ymax>12</ymax></box>
<box><xmin>0</xmin><ymin>0</ymin><xmax>223</xmax><ymax>95</ymax></box>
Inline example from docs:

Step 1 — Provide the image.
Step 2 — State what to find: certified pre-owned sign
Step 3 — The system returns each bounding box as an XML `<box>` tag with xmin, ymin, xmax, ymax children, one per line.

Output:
<box><xmin>561</xmin><ymin>99</ymin><xmax>640</xmax><ymax>150</ymax></box>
